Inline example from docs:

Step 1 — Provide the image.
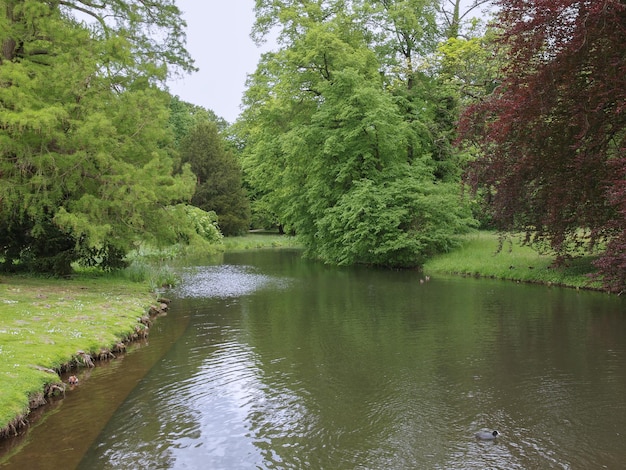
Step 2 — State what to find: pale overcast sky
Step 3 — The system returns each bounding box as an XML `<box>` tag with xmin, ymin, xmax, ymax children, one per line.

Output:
<box><xmin>168</xmin><ymin>1</ymin><xmax>491</xmax><ymax>123</ymax></box>
<box><xmin>168</xmin><ymin>1</ymin><xmax>269</xmax><ymax>123</ymax></box>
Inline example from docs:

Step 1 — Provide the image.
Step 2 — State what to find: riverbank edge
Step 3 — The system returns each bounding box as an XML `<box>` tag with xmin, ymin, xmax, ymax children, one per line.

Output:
<box><xmin>423</xmin><ymin>232</ymin><xmax>605</xmax><ymax>293</ymax></box>
<box><xmin>0</xmin><ymin>295</ymin><xmax>171</xmax><ymax>441</ymax></box>
<box><xmin>425</xmin><ymin>268</ymin><xmax>604</xmax><ymax>292</ymax></box>
<box><xmin>232</xmin><ymin>232</ymin><xmax>604</xmax><ymax>292</ymax></box>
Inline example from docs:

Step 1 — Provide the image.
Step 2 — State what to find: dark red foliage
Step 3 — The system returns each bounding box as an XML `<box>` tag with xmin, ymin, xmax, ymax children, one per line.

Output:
<box><xmin>595</xmin><ymin>156</ymin><xmax>626</xmax><ymax>293</ymax></box>
<box><xmin>459</xmin><ymin>0</ymin><xmax>626</xmax><ymax>292</ymax></box>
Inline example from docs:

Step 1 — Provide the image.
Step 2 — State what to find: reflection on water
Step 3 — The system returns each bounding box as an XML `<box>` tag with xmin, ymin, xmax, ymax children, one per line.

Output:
<box><xmin>178</xmin><ymin>264</ymin><xmax>292</xmax><ymax>299</ymax></box>
<box><xmin>3</xmin><ymin>250</ymin><xmax>626</xmax><ymax>469</ymax></box>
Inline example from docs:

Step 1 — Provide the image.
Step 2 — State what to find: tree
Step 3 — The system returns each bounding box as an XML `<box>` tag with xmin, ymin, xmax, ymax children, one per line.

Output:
<box><xmin>0</xmin><ymin>1</ymin><xmax>197</xmax><ymax>274</ymax></box>
<box><xmin>361</xmin><ymin>0</ymin><xmax>440</xmax><ymax>87</ymax></box>
<box><xmin>179</xmin><ymin>120</ymin><xmax>251</xmax><ymax>236</ymax></box>
<box><xmin>241</xmin><ymin>1</ymin><xmax>474</xmax><ymax>266</ymax></box>
<box><xmin>437</xmin><ymin>0</ymin><xmax>493</xmax><ymax>40</ymax></box>
<box><xmin>169</xmin><ymin>96</ymin><xmax>227</xmax><ymax>147</ymax></box>
<box><xmin>436</xmin><ymin>26</ymin><xmax>501</xmax><ymax>104</ymax></box>
<box><xmin>1</xmin><ymin>0</ymin><xmax>194</xmax><ymax>80</ymax></box>
<box><xmin>356</xmin><ymin>0</ymin><xmax>463</xmax><ymax>182</ymax></box>
<box><xmin>459</xmin><ymin>0</ymin><xmax>626</xmax><ymax>291</ymax></box>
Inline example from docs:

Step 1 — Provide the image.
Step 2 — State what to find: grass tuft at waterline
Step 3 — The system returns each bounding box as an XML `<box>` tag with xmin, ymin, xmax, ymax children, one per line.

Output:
<box><xmin>424</xmin><ymin>231</ymin><xmax>603</xmax><ymax>290</ymax></box>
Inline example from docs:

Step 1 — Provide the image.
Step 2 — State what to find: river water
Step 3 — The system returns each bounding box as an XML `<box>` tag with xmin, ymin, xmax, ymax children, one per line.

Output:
<box><xmin>1</xmin><ymin>249</ymin><xmax>625</xmax><ymax>469</ymax></box>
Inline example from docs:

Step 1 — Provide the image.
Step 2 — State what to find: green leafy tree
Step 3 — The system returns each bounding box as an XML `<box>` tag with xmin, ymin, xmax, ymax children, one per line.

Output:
<box><xmin>357</xmin><ymin>0</ymin><xmax>480</xmax><ymax>183</ymax></box>
<box><xmin>241</xmin><ymin>2</ymin><xmax>474</xmax><ymax>266</ymax></box>
<box><xmin>169</xmin><ymin>96</ymin><xmax>227</xmax><ymax>147</ymax></box>
<box><xmin>171</xmin><ymin>204</ymin><xmax>222</xmax><ymax>246</ymax></box>
<box><xmin>179</xmin><ymin>120</ymin><xmax>251</xmax><ymax>236</ymax></box>
<box><xmin>436</xmin><ymin>29</ymin><xmax>501</xmax><ymax>104</ymax></box>
<box><xmin>0</xmin><ymin>0</ymin><xmax>197</xmax><ymax>274</ymax></box>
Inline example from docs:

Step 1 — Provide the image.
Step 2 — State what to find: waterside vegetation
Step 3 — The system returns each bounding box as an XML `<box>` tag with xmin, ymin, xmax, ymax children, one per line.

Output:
<box><xmin>2</xmin><ymin>1</ymin><xmax>624</xmax><ymax>291</ymax></box>
<box><xmin>424</xmin><ymin>232</ymin><xmax>602</xmax><ymax>291</ymax></box>
<box><xmin>0</xmin><ymin>270</ymin><xmax>169</xmax><ymax>439</ymax></box>
<box><xmin>1</xmin><ymin>0</ymin><xmax>624</xmax><ymax>448</ymax></box>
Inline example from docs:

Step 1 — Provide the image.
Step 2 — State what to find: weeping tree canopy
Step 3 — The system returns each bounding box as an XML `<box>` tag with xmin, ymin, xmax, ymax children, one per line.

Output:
<box><xmin>0</xmin><ymin>0</ymin><xmax>198</xmax><ymax>274</ymax></box>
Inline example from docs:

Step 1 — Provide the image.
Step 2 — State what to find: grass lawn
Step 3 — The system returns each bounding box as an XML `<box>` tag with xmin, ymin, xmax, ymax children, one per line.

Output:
<box><xmin>222</xmin><ymin>232</ymin><xmax>301</xmax><ymax>251</ymax></box>
<box><xmin>424</xmin><ymin>231</ymin><xmax>603</xmax><ymax>290</ymax></box>
<box><xmin>0</xmin><ymin>274</ymin><xmax>155</xmax><ymax>436</ymax></box>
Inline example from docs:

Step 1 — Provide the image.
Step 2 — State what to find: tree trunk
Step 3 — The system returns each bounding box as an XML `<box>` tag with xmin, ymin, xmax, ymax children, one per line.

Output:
<box><xmin>1</xmin><ymin>1</ymin><xmax>18</xmax><ymax>62</ymax></box>
<box><xmin>1</xmin><ymin>38</ymin><xmax>16</xmax><ymax>62</ymax></box>
<box><xmin>447</xmin><ymin>0</ymin><xmax>461</xmax><ymax>39</ymax></box>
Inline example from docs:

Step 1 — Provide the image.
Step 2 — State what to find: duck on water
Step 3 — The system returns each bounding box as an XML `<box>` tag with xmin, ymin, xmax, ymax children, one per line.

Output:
<box><xmin>475</xmin><ymin>430</ymin><xmax>499</xmax><ymax>440</ymax></box>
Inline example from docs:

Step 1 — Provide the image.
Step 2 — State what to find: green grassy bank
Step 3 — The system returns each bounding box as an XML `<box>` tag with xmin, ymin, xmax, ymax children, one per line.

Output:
<box><xmin>424</xmin><ymin>231</ymin><xmax>602</xmax><ymax>290</ymax></box>
<box><xmin>221</xmin><ymin>232</ymin><xmax>301</xmax><ymax>251</ymax></box>
<box><xmin>0</xmin><ymin>274</ymin><xmax>158</xmax><ymax>437</ymax></box>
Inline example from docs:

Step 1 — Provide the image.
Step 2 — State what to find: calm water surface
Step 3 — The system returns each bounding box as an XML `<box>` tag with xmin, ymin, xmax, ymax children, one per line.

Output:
<box><xmin>2</xmin><ymin>249</ymin><xmax>626</xmax><ymax>469</ymax></box>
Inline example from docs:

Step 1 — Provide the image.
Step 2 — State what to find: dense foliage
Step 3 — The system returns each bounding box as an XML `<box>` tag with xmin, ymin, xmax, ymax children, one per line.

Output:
<box><xmin>169</xmin><ymin>96</ymin><xmax>228</xmax><ymax>146</ymax></box>
<box><xmin>238</xmin><ymin>0</ymin><xmax>481</xmax><ymax>267</ymax></box>
<box><xmin>0</xmin><ymin>1</ymin><xmax>198</xmax><ymax>274</ymax></box>
<box><xmin>179</xmin><ymin>120</ymin><xmax>251</xmax><ymax>236</ymax></box>
<box><xmin>459</xmin><ymin>0</ymin><xmax>626</xmax><ymax>292</ymax></box>
<box><xmin>8</xmin><ymin>0</ymin><xmax>620</xmax><ymax>291</ymax></box>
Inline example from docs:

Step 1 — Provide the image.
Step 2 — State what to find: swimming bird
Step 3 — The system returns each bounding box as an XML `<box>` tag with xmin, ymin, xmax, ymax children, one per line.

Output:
<box><xmin>475</xmin><ymin>430</ymin><xmax>499</xmax><ymax>440</ymax></box>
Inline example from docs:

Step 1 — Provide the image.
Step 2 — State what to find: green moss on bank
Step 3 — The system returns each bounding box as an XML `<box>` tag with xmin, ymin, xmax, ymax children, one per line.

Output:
<box><xmin>424</xmin><ymin>231</ymin><xmax>602</xmax><ymax>290</ymax></box>
<box><xmin>0</xmin><ymin>275</ymin><xmax>155</xmax><ymax>435</ymax></box>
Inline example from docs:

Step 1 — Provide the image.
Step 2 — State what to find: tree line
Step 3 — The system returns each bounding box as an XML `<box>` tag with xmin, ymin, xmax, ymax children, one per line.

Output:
<box><xmin>1</xmin><ymin>0</ymin><xmax>624</xmax><ymax>292</ymax></box>
<box><xmin>0</xmin><ymin>0</ymin><xmax>249</xmax><ymax>274</ymax></box>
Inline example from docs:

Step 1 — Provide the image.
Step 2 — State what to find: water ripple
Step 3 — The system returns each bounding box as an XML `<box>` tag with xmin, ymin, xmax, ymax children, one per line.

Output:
<box><xmin>69</xmin><ymin>252</ymin><xmax>626</xmax><ymax>470</ymax></box>
<box><xmin>175</xmin><ymin>265</ymin><xmax>290</xmax><ymax>299</ymax></box>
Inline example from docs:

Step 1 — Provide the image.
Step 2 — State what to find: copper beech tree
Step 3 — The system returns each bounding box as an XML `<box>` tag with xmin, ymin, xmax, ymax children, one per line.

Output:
<box><xmin>460</xmin><ymin>0</ymin><xmax>626</xmax><ymax>292</ymax></box>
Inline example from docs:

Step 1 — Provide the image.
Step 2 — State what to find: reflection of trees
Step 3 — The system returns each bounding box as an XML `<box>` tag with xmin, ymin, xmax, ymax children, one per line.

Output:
<box><xmin>83</xmin><ymin>251</ymin><xmax>626</xmax><ymax>468</ymax></box>
<box><xmin>238</xmin><ymin>257</ymin><xmax>505</xmax><ymax>467</ymax></box>
<box><xmin>234</xmin><ymin>252</ymin><xmax>625</xmax><ymax>468</ymax></box>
